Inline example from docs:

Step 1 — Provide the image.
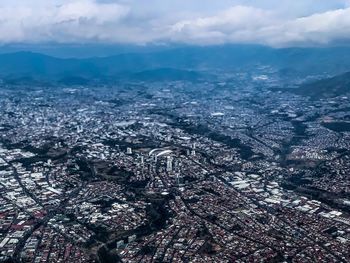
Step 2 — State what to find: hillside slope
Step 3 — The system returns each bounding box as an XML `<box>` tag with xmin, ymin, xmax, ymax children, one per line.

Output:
<box><xmin>296</xmin><ymin>72</ymin><xmax>350</xmax><ymax>99</ymax></box>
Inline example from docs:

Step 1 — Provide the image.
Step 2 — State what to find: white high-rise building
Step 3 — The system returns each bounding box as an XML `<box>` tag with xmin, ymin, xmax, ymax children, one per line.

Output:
<box><xmin>127</xmin><ymin>147</ymin><xmax>132</xmax><ymax>155</ymax></box>
<box><xmin>166</xmin><ymin>156</ymin><xmax>173</xmax><ymax>172</ymax></box>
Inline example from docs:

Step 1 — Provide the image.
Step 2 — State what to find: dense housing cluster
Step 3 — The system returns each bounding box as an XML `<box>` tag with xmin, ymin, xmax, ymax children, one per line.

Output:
<box><xmin>0</xmin><ymin>70</ymin><xmax>350</xmax><ymax>262</ymax></box>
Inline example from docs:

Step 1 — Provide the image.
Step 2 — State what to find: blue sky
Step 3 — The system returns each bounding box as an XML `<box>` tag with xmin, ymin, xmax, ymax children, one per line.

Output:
<box><xmin>0</xmin><ymin>0</ymin><xmax>350</xmax><ymax>46</ymax></box>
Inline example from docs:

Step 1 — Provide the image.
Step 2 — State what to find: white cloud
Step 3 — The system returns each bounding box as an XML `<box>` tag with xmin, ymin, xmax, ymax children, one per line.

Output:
<box><xmin>169</xmin><ymin>6</ymin><xmax>277</xmax><ymax>44</ymax></box>
<box><xmin>0</xmin><ymin>0</ymin><xmax>131</xmax><ymax>43</ymax></box>
<box><xmin>167</xmin><ymin>5</ymin><xmax>350</xmax><ymax>47</ymax></box>
<box><xmin>269</xmin><ymin>8</ymin><xmax>350</xmax><ymax>46</ymax></box>
<box><xmin>0</xmin><ymin>0</ymin><xmax>350</xmax><ymax>46</ymax></box>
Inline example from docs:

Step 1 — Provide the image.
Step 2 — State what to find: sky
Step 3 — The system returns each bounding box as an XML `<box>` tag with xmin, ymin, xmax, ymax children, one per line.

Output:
<box><xmin>0</xmin><ymin>0</ymin><xmax>350</xmax><ymax>47</ymax></box>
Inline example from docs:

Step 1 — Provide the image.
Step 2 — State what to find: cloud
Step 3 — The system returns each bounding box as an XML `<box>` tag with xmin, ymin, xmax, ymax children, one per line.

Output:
<box><xmin>169</xmin><ymin>6</ymin><xmax>277</xmax><ymax>45</ymax></box>
<box><xmin>167</xmin><ymin>5</ymin><xmax>350</xmax><ymax>47</ymax></box>
<box><xmin>268</xmin><ymin>8</ymin><xmax>350</xmax><ymax>46</ymax></box>
<box><xmin>0</xmin><ymin>0</ymin><xmax>131</xmax><ymax>43</ymax></box>
<box><xmin>0</xmin><ymin>0</ymin><xmax>350</xmax><ymax>46</ymax></box>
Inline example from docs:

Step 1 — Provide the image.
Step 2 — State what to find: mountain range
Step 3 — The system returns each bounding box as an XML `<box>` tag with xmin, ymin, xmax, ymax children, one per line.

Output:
<box><xmin>1</xmin><ymin>45</ymin><xmax>350</xmax><ymax>83</ymax></box>
<box><xmin>0</xmin><ymin>45</ymin><xmax>350</xmax><ymax>97</ymax></box>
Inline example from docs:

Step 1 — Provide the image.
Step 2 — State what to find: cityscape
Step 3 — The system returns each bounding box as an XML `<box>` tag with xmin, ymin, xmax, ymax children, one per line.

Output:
<box><xmin>1</xmin><ymin>0</ymin><xmax>350</xmax><ymax>262</ymax></box>
<box><xmin>0</xmin><ymin>67</ymin><xmax>350</xmax><ymax>262</ymax></box>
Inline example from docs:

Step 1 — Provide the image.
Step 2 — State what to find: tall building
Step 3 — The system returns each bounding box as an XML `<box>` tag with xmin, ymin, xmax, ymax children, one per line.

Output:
<box><xmin>175</xmin><ymin>174</ymin><xmax>183</xmax><ymax>186</ymax></box>
<box><xmin>77</xmin><ymin>125</ymin><xmax>83</xmax><ymax>133</ymax></box>
<box><xmin>166</xmin><ymin>156</ymin><xmax>173</xmax><ymax>172</ymax></box>
<box><xmin>127</xmin><ymin>147</ymin><xmax>132</xmax><ymax>155</ymax></box>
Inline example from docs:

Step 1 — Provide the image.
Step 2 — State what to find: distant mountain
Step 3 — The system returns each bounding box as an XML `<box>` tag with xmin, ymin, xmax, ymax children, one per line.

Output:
<box><xmin>1</xmin><ymin>45</ymin><xmax>350</xmax><ymax>84</ymax></box>
<box><xmin>0</xmin><ymin>43</ymin><xmax>177</xmax><ymax>58</ymax></box>
<box><xmin>296</xmin><ymin>72</ymin><xmax>350</xmax><ymax>99</ymax></box>
<box><xmin>0</xmin><ymin>52</ymin><xmax>98</xmax><ymax>78</ymax></box>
